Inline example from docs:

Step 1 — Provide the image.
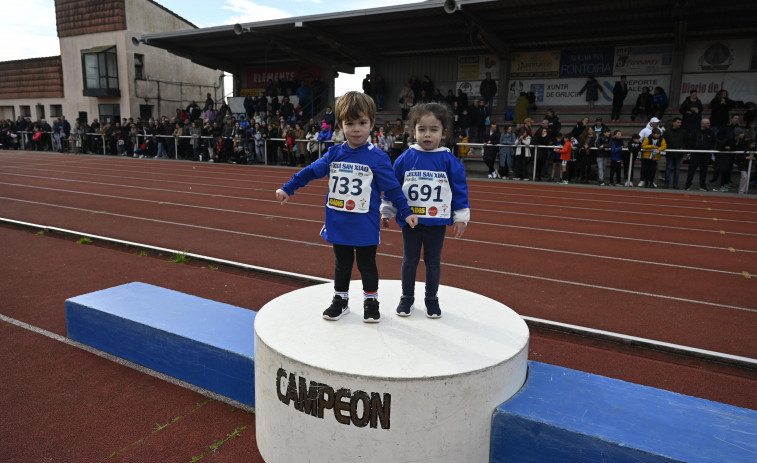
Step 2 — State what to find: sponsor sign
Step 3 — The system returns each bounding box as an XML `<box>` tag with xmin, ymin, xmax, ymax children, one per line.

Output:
<box><xmin>458</xmin><ymin>54</ymin><xmax>500</xmax><ymax>80</ymax></box>
<box><xmin>559</xmin><ymin>47</ymin><xmax>614</xmax><ymax>78</ymax></box>
<box><xmin>245</xmin><ymin>65</ymin><xmax>321</xmax><ymax>87</ymax></box>
<box><xmin>613</xmin><ymin>45</ymin><xmax>673</xmax><ymax>75</ymax></box>
<box><xmin>509</xmin><ymin>75</ymin><xmax>670</xmax><ymax>107</ymax></box>
<box><xmin>510</xmin><ymin>50</ymin><xmax>560</xmax><ymax>78</ymax></box>
<box><xmin>679</xmin><ymin>72</ymin><xmax>757</xmax><ymax>103</ymax></box>
<box><xmin>683</xmin><ymin>40</ymin><xmax>753</xmax><ymax>73</ymax></box>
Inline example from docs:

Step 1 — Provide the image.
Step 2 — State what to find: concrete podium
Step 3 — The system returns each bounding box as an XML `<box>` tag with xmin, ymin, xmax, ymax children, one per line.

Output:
<box><xmin>254</xmin><ymin>280</ymin><xmax>529</xmax><ymax>463</ymax></box>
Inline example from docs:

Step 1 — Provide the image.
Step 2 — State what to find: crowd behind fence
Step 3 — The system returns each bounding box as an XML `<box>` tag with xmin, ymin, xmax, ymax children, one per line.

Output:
<box><xmin>8</xmin><ymin>128</ymin><xmax>755</xmax><ymax>194</ymax></box>
<box><xmin>456</xmin><ymin>141</ymin><xmax>755</xmax><ymax>192</ymax></box>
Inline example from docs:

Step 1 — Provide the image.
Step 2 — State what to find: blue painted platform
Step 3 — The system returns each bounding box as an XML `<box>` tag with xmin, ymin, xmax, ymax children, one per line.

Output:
<box><xmin>65</xmin><ymin>282</ymin><xmax>256</xmax><ymax>406</ymax></box>
<box><xmin>491</xmin><ymin>361</ymin><xmax>757</xmax><ymax>463</ymax></box>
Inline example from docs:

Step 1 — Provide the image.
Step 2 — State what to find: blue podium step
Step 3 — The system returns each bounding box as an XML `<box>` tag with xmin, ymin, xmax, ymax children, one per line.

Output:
<box><xmin>491</xmin><ymin>361</ymin><xmax>757</xmax><ymax>463</ymax></box>
<box><xmin>65</xmin><ymin>282</ymin><xmax>256</xmax><ymax>406</ymax></box>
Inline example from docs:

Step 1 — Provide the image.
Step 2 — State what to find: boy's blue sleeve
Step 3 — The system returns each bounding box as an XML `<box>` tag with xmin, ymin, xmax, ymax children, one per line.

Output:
<box><xmin>374</xmin><ymin>155</ymin><xmax>413</xmax><ymax>221</ymax></box>
<box><xmin>280</xmin><ymin>151</ymin><xmax>331</xmax><ymax>196</ymax></box>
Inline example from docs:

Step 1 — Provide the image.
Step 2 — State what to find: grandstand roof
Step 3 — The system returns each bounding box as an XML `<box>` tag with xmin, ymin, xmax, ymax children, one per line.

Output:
<box><xmin>137</xmin><ymin>0</ymin><xmax>757</xmax><ymax>74</ymax></box>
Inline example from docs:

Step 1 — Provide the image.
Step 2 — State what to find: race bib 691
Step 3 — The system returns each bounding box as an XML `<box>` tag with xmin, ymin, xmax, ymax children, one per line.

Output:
<box><xmin>403</xmin><ymin>170</ymin><xmax>452</xmax><ymax>218</ymax></box>
<box><xmin>327</xmin><ymin>162</ymin><xmax>373</xmax><ymax>213</ymax></box>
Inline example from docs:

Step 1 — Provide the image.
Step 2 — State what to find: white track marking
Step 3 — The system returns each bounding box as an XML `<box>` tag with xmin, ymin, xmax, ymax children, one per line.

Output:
<box><xmin>474</xmin><ymin>199</ymin><xmax>757</xmax><ymax>224</ymax></box>
<box><xmin>473</xmin><ymin>187</ymin><xmax>757</xmax><ymax>215</ymax></box>
<box><xmin>0</xmin><ymin>313</ymin><xmax>256</xmax><ymax>413</ymax></box>
<box><xmin>2</xmin><ymin>173</ymin><xmax>757</xmax><ymax>240</ymax></box>
<box><xmin>1</xmin><ymin>204</ymin><xmax>754</xmax><ymax>314</ymax></box>
<box><xmin>2</xmin><ymin>218</ymin><xmax>756</xmax><ymax>367</ymax></box>
<box><xmin>2</xmin><ymin>182</ymin><xmax>757</xmax><ymax>255</ymax></box>
<box><xmin>3</xmin><ymin>162</ymin><xmax>756</xmax><ymax>216</ymax></box>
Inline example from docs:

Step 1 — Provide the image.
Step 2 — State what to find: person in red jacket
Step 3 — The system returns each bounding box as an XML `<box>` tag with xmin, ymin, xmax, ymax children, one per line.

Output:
<box><xmin>554</xmin><ymin>133</ymin><xmax>573</xmax><ymax>184</ymax></box>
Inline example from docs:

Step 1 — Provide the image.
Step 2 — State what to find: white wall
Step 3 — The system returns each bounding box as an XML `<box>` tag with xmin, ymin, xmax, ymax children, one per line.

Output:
<box><xmin>2</xmin><ymin>0</ymin><xmax>223</xmax><ymax>124</ymax></box>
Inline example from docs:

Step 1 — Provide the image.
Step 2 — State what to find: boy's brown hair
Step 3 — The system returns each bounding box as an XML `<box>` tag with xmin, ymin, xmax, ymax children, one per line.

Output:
<box><xmin>334</xmin><ymin>91</ymin><xmax>376</xmax><ymax>127</ymax></box>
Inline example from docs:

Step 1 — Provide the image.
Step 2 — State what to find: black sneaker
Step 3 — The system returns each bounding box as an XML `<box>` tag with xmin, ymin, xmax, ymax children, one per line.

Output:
<box><xmin>323</xmin><ymin>295</ymin><xmax>349</xmax><ymax>321</ymax></box>
<box><xmin>396</xmin><ymin>297</ymin><xmax>414</xmax><ymax>317</ymax></box>
<box><xmin>425</xmin><ymin>298</ymin><xmax>442</xmax><ymax>319</ymax></box>
<box><xmin>363</xmin><ymin>298</ymin><xmax>381</xmax><ymax>323</ymax></box>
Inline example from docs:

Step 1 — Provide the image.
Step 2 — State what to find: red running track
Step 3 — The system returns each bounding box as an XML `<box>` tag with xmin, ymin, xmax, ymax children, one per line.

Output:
<box><xmin>2</xmin><ymin>152</ymin><xmax>755</xmax><ymax>357</ymax></box>
<box><xmin>1</xmin><ymin>151</ymin><xmax>756</xmax><ymax>461</ymax></box>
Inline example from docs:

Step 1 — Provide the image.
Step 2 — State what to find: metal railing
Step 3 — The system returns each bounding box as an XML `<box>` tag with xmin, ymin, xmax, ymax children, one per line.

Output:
<box><xmin>457</xmin><ymin>142</ymin><xmax>755</xmax><ymax>188</ymax></box>
<box><xmin>9</xmin><ymin>131</ymin><xmax>755</xmax><ymax>192</ymax></box>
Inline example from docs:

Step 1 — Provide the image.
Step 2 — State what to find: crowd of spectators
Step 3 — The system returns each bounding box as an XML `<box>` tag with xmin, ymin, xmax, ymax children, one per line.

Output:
<box><xmin>2</xmin><ymin>74</ymin><xmax>755</xmax><ymax>194</ymax></box>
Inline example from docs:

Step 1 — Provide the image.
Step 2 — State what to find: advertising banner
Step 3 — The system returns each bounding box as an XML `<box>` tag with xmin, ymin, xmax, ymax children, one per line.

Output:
<box><xmin>508</xmin><ymin>75</ymin><xmax>671</xmax><ymax>107</ymax></box>
<box><xmin>510</xmin><ymin>50</ymin><xmax>560</xmax><ymax>78</ymax></box>
<box><xmin>458</xmin><ymin>55</ymin><xmax>500</xmax><ymax>80</ymax></box>
<box><xmin>559</xmin><ymin>47</ymin><xmax>614</xmax><ymax>78</ymax></box>
<box><xmin>683</xmin><ymin>40</ymin><xmax>753</xmax><ymax>73</ymax></box>
<box><xmin>613</xmin><ymin>45</ymin><xmax>673</xmax><ymax>75</ymax></box>
<box><xmin>679</xmin><ymin>72</ymin><xmax>757</xmax><ymax>104</ymax></box>
<box><xmin>246</xmin><ymin>65</ymin><xmax>321</xmax><ymax>87</ymax></box>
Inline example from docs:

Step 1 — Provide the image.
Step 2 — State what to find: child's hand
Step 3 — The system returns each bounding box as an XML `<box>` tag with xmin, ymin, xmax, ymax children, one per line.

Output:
<box><xmin>275</xmin><ymin>189</ymin><xmax>289</xmax><ymax>205</ymax></box>
<box><xmin>451</xmin><ymin>222</ymin><xmax>466</xmax><ymax>238</ymax></box>
<box><xmin>381</xmin><ymin>218</ymin><xmax>391</xmax><ymax>228</ymax></box>
<box><xmin>405</xmin><ymin>215</ymin><xmax>419</xmax><ymax>228</ymax></box>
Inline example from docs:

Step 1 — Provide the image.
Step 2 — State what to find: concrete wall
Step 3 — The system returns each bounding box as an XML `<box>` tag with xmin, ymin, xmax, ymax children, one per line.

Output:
<box><xmin>0</xmin><ymin>0</ymin><xmax>222</xmax><ymax>124</ymax></box>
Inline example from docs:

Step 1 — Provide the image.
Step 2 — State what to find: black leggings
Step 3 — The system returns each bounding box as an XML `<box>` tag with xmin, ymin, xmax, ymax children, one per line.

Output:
<box><xmin>333</xmin><ymin>244</ymin><xmax>378</xmax><ymax>293</ymax></box>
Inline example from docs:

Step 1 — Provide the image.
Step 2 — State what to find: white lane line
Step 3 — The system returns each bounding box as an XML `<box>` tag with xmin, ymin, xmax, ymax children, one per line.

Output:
<box><xmin>0</xmin><ymin>158</ymin><xmax>283</xmax><ymax>184</ymax></box>
<box><xmin>2</xmin><ymin>183</ymin><xmax>757</xmax><ymax>256</ymax></box>
<box><xmin>473</xmin><ymin>218</ymin><xmax>757</xmax><ymax>253</ymax></box>
<box><xmin>2</xmin><ymin>173</ymin><xmax>757</xmax><ymax>241</ymax></box>
<box><xmin>522</xmin><ymin>316</ymin><xmax>757</xmax><ymax>368</ymax></box>
<box><xmin>474</xmin><ymin>198</ymin><xmax>757</xmax><ymax>224</ymax></box>
<box><xmin>4</xmin><ymin>163</ymin><xmax>757</xmax><ymax>215</ymax></box>
<box><xmin>4</xmin><ymin>153</ymin><xmax>757</xmax><ymax>210</ymax></box>
<box><xmin>438</xmin><ymin>260</ymin><xmax>757</xmax><ymax>314</ymax></box>
<box><xmin>475</xmin><ymin>188</ymin><xmax>757</xmax><ymax>215</ymax></box>
<box><xmin>0</xmin><ymin>313</ymin><xmax>256</xmax><ymax>413</ymax></box>
<box><xmin>3</xmin><ymin>217</ymin><xmax>756</xmax><ymax>367</ymax></box>
<box><xmin>2</xmin><ymin>204</ymin><xmax>755</xmax><ymax>314</ymax></box>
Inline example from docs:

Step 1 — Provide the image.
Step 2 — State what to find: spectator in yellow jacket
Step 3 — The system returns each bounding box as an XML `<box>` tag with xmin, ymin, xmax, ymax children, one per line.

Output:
<box><xmin>640</xmin><ymin>128</ymin><xmax>666</xmax><ymax>188</ymax></box>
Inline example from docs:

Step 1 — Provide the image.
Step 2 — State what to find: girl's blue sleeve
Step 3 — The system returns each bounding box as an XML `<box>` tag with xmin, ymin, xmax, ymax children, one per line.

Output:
<box><xmin>447</xmin><ymin>152</ymin><xmax>470</xmax><ymax>211</ymax></box>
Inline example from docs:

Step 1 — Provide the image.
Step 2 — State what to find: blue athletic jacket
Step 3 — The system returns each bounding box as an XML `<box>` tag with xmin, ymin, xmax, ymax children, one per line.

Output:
<box><xmin>381</xmin><ymin>145</ymin><xmax>470</xmax><ymax>228</ymax></box>
<box><xmin>281</xmin><ymin>142</ymin><xmax>412</xmax><ymax>246</ymax></box>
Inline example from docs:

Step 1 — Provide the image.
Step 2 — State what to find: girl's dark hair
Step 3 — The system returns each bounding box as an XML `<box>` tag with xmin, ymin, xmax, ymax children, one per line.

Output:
<box><xmin>407</xmin><ymin>103</ymin><xmax>454</xmax><ymax>143</ymax></box>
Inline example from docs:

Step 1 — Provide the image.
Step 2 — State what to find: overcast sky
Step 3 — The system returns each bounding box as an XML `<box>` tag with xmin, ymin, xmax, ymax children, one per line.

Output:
<box><xmin>2</xmin><ymin>0</ymin><xmax>424</xmax><ymax>95</ymax></box>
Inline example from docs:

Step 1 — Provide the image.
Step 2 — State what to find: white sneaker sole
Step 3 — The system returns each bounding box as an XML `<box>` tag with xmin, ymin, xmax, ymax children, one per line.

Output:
<box><xmin>396</xmin><ymin>304</ymin><xmax>414</xmax><ymax>317</ymax></box>
<box><xmin>322</xmin><ymin>306</ymin><xmax>349</xmax><ymax>321</ymax></box>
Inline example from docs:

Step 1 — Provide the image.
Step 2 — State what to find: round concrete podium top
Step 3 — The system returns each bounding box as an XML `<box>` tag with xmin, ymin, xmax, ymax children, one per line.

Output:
<box><xmin>255</xmin><ymin>280</ymin><xmax>529</xmax><ymax>379</ymax></box>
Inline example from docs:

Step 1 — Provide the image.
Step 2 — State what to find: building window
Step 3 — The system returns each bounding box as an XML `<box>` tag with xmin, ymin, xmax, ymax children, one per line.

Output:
<box><xmin>36</xmin><ymin>104</ymin><xmax>45</xmax><ymax>121</ymax></box>
<box><xmin>134</xmin><ymin>54</ymin><xmax>144</xmax><ymax>80</ymax></box>
<box><xmin>81</xmin><ymin>46</ymin><xmax>120</xmax><ymax>97</ymax></box>
<box><xmin>20</xmin><ymin>105</ymin><xmax>31</xmax><ymax>118</ymax></box>
<box><xmin>98</xmin><ymin>104</ymin><xmax>121</xmax><ymax>124</ymax></box>
<box><xmin>50</xmin><ymin>105</ymin><xmax>63</xmax><ymax>117</ymax></box>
